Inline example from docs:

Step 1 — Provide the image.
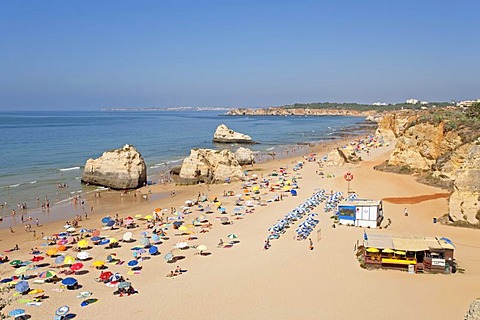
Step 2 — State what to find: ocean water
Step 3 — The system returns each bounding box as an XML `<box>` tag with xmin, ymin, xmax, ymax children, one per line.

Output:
<box><xmin>0</xmin><ymin>110</ymin><xmax>367</xmax><ymax>217</ymax></box>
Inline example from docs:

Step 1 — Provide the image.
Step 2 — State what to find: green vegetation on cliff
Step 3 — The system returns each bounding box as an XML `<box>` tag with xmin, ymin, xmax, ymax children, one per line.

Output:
<box><xmin>281</xmin><ymin>102</ymin><xmax>450</xmax><ymax>111</ymax></box>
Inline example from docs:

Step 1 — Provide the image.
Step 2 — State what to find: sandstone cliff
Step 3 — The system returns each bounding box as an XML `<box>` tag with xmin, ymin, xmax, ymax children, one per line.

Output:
<box><xmin>82</xmin><ymin>144</ymin><xmax>147</xmax><ymax>189</ymax></box>
<box><xmin>178</xmin><ymin>148</ymin><xmax>244</xmax><ymax>184</ymax></box>
<box><xmin>213</xmin><ymin>124</ymin><xmax>253</xmax><ymax>143</ymax></box>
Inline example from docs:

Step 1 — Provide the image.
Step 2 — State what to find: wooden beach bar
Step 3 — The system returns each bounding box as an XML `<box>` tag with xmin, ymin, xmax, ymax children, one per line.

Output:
<box><xmin>362</xmin><ymin>233</ymin><xmax>455</xmax><ymax>274</ymax></box>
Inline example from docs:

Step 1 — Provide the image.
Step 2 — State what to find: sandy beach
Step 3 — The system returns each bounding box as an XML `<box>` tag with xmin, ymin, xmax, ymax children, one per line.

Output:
<box><xmin>1</xmin><ymin>137</ymin><xmax>479</xmax><ymax>320</ymax></box>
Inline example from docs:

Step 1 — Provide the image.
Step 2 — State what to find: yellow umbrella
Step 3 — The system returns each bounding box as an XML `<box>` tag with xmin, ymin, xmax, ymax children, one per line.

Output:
<box><xmin>64</xmin><ymin>256</ymin><xmax>75</xmax><ymax>265</ymax></box>
<box><xmin>108</xmin><ymin>238</ymin><xmax>118</xmax><ymax>243</ymax></box>
<box><xmin>135</xmin><ymin>214</ymin><xmax>142</xmax><ymax>219</ymax></box>
<box><xmin>144</xmin><ymin>215</ymin><xmax>153</xmax><ymax>220</ymax></box>
<box><xmin>394</xmin><ymin>250</ymin><xmax>406</xmax><ymax>255</ymax></box>
<box><xmin>214</xmin><ymin>201</ymin><xmax>222</xmax><ymax>207</ymax></box>
<box><xmin>283</xmin><ymin>186</ymin><xmax>290</xmax><ymax>191</ymax></box>
<box><xmin>382</xmin><ymin>248</ymin><xmax>394</xmax><ymax>253</ymax></box>
<box><xmin>92</xmin><ymin>260</ymin><xmax>105</xmax><ymax>267</ymax></box>
<box><xmin>252</xmin><ymin>186</ymin><xmax>260</xmax><ymax>191</ymax></box>
<box><xmin>178</xmin><ymin>226</ymin><xmax>188</xmax><ymax>231</ymax></box>
<box><xmin>366</xmin><ymin>247</ymin><xmax>379</xmax><ymax>253</ymax></box>
<box><xmin>78</xmin><ymin>239</ymin><xmax>89</xmax><ymax>249</ymax></box>
<box><xmin>46</xmin><ymin>248</ymin><xmax>58</xmax><ymax>256</ymax></box>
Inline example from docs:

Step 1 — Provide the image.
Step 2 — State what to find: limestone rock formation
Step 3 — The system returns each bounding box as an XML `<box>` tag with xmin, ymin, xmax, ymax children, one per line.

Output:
<box><xmin>82</xmin><ymin>144</ymin><xmax>147</xmax><ymax>189</ymax></box>
<box><xmin>178</xmin><ymin>148</ymin><xmax>244</xmax><ymax>184</ymax></box>
<box><xmin>323</xmin><ymin>145</ymin><xmax>361</xmax><ymax>167</ymax></box>
<box><xmin>449</xmin><ymin>140</ymin><xmax>480</xmax><ymax>224</ymax></box>
<box><xmin>213</xmin><ymin>124</ymin><xmax>254</xmax><ymax>143</ymax></box>
<box><xmin>375</xmin><ymin>112</ymin><xmax>413</xmax><ymax>142</ymax></box>
<box><xmin>465</xmin><ymin>299</ymin><xmax>480</xmax><ymax>320</ymax></box>
<box><xmin>388</xmin><ymin>122</ymin><xmax>463</xmax><ymax>171</ymax></box>
<box><xmin>235</xmin><ymin>147</ymin><xmax>255</xmax><ymax>165</ymax></box>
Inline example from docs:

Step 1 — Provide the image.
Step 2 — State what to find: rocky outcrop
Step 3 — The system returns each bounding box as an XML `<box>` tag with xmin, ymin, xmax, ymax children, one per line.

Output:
<box><xmin>213</xmin><ymin>124</ymin><xmax>254</xmax><ymax>144</ymax></box>
<box><xmin>178</xmin><ymin>148</ymin><xmax>244</xmax><ymax>184</ymax></box>
<box><xmin>323</xmin><ymin>145</ymin><xmax>361</xmax><ymax>167</ymax></box>
<box><xmin>388</xmin><ymin>122</ymin><xmax>463</xmax><ymax>171</ymax></box>
<box><xmin>235</xmin><ymin>147</ymin><xmax>255</xmax><ymax>165</ymax></box>
<box><xmin>82</xmin><ymin>144</ymin><xmax>147</xmax><ymax>189</ymax></box>
<box><xmin>374</xmin><ymin>112</ymin><xmax>412</xmax><ymax>141</ymax></box>
<box><xmin>465</xmin><ymin>299</ymin><xmax>480</xmax><ymax>320</ymax></box>
<box><xmin>449</xmin><ymin>140</ymin><xmax>480</xmax><ymax>224</ymax></box>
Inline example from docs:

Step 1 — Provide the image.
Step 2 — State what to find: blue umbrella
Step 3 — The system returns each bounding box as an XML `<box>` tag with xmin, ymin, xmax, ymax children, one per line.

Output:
<box><xmin>101</xmin><ymin>217</ymin><xmax>111</xmax><ymax>224</ymax></box>
<box><xmin>141</xmin><ymin>231</ymin><xmax>148</xmax><ymax>237</ymax></box>
<box><xmin>79</xmin><ymin>229</ymin><xmax>89</xmax><ymax>233</ymax></box>
<box><xmin>127</xmin><ymin>260</ymin><xmax>138</xmax><ymax>267</ymax></box>
<box><xmin>149</xmin><ymin>246</ymin><xmax>158</xmax><ymax>255</ymax></box>
<box><xmin>15</xmin><ymin>281</ymin><xmax>29</xmax><ymax>293</ymax></box>
<box><xmin>61</xmin><ymin>277</ymin><xmax>78</xmax><ymax>286</ymax></box>
<box><xmin>99</xmin><ymin>239</ymin><xmax>110</xmax><ymax>246</ymax></box>
<box><xmin>55</xmin><ymin>305</ymin><xmax>70</xmax><ymax>316</ymax></box>
<box><xmin>91</xmin><ymin>236</ymin><xmax>102</xmax><ymax>242</ymax></box>
<box><xmin>8</xmin><ymin>309</ymin><xmax>26</xmax><ymax>317</ymax></box>
<box><xmin>106</xmin><ymin>220</ymin><xmax>115</xmax><ymax>227</ymax></box>
<box><xmin>55</xmin><ymin>255</ymin><xmax>65</xmax><ymax>265</ymax></box>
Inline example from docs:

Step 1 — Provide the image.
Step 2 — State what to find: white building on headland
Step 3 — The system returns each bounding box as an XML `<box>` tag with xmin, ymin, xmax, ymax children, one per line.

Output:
<box><xmin>372</xmin><ymin>102</ymin><xmax>387</xmax><ymax>106</ymax></box>
<box><xmin>406</xmin><ymin>98</ymin><xmax>419</xmax><ymax>104</ymax></box>
<box><xmin>457</xmin><ymin>99</ymin><xmax>480</xmax><ymax>107</ymax></box>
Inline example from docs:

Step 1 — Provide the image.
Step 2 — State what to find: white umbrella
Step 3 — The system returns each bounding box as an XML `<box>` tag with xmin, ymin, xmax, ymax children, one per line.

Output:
<box><xmin>176</xmin><ymin>242</ymin><xmax>188</xmax><ymax>249</ymax></box>
<box><xmin>77</xmin><ymin>251</ymin><xmax>90</xmax><ymax>260</ymax></box>
<box><xmin>66</xmin><ymin>227</ymin><xmax>76</xmax><ymax>232</ymax></box>
<box><xmin>122</xmin><ymin>232</ymin><xmax>133</xmax><ymax>242</ymax></box>
<box><xmin>197</xmin><ymin>245</ymin><xmax>207</xmax><ymax>251</ymax></box>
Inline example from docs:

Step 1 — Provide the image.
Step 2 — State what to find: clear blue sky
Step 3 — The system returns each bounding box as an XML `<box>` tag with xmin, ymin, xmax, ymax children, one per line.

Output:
<box><xmin>1</xmin><ymin>0</ymin><xmax>479</xmax><ymax>110</ymax></box>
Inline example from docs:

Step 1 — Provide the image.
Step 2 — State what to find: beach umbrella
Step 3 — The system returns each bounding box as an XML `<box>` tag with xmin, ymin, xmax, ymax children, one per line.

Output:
<box><xmin>31</xmin><ymin>256</ymin><xmax>44</xmax><ymax>262</ymax></box>
<box><xmin>176</xmin><ymin>242</ymin><xmax>188</xmax><ymax>249</ymax></box>
<box><xmin>99</xmin><ymin>239</ymin><xmax>110</xmax><ymax>246</ymax></box>
<box><xmin>46</xmin><ymin>248</ymin><xmax>58</xmax><ymax>256</ymax></box>
<box><xmin>57</xmin><ymin>245</ymin><xmax>67</xmax><ymax>252</ymax></box>
<box><xmin>56</xmin><ymin>254</ymin><xmax>65</xmax><ymax>265</ymax></box>
<box><xmin>77</xmin><ymin>251</ymin><xmax>90</xmax><ymax>260</ymax></box>
<box><xmin>101</xmin><ymin>216</ymin><xmax>111</xmax><ymax>224</ymax></box>
<box><xmin>66</xmin><ymin>227</ymin><xmax>76</xmax><ymax>233</ymax></box>
<box><xmin>366</xmin><ymin>247</ymin><xmax>379</xmax><ymax>253</ymax></box>
<box><xmin>39</xmin><ymin>270</ymin><xmax>57</xmax><ymax>279</ymax></box>
<box><xmin>15</xmin><ymin>281</ymin><xmax>29</xmax><ymax>293</ymax></box>
<box><xmin>78</xmin><ymin>240</ymin><xmax>89</xmax><ymax>249</ymax></box>
<box><xmin>92</xmin><ymin>229</ymin><xmax>101</xmax><ymax>237</ymax></box>
<box><xmin>151</xmin><ymin>234</ymin><xmax>160</xmax><ymax>243</ymax></box>
<box><xmin>14</xmin><ymin>266</ymin><xmax>28</xmax><ymax>275</ymax></box>
<box><xmin>122</xmin><ymin>232</ymin><xmax>133</xmax><ymax>242</ymax></box>
<box><xmin>106</xmin><ymin>220</ymin><xmax>115</xmax><ymax>227</ymax></box>
<box><xmin>109</xmin><ymin>238</ymin><xmax>118</xmax><ymax>244</ymax></box>
<box><xmin>220</xmin><ymin>217</ymin><xmax>229</xmax><ymax>223</ymax></box>
<box><xmin>99</xmin><ymin>271</ymin><xmax>113</xmax><ymax>281</ymax></box>
<box><xmin>197</xmin><ymin>245</ymin><xmax>207</xmax><ymax>252</ymax></box>
<box><xmin>227</xmin><ymin>234</ymin><xmax>238</xmax><ymax>239</ymax></box>
<box><xmin>178</xmin><ymin>225</ymin><xmax>188</xmax><ymax>231</ymax></box>
<box><xmin>8</xmin><ymin>309</ymin><xmax>26</xmax><ymax>318</ymax></box>
<box><xmin>127</xmin><ymin>260</ymin><xmax>138</xmax><ymax>267</ymax></box>
<box><xmin>164</xmin><ymin>252</ymin><xmax>173</xmax><ymax>262</ymax></box>
<box><xmin>70</xmin><ymin>262</ymin><xmax>83</xmax><ymax>271</ymax></box>
<box><xmin>92</xmin><ymin>261</ymin><xmax>105</xmax><ymax>268</ymax></box>
<box><xmin>154</xmin><ymin>208</ymin><xmax>161</xmax><ymax>213</ymax></box>
<box><xmin>135</xmin><ymin>214</ymin><xmax>142</xmax><ymax>219</ymax></box>
<box><xmin>0</xmin><ymin>278</ymin><xmax>13</xmax><ymax>283</ymax></box>
<box><xmin>28</xmin><ymin>289</ymin><xmax>44</xmax><ymax>295</ymax></box>
<box><xmin>140</xmin><ymin>237</ymin><xmax>150</xmax><ymax>247</ymax></box>
<box><xmin>91</xmin><ymin>236</ymin><xmax>102</xmax><ymax>242</ymax></box>
<box><xmin>118</xmin><ymin>281</ymin><xmax>131</xmax><ymax>289</ymax></box>
<box><xmin>109</xmin><ymin>273</ymin><xmax>122</xmax><ymax>282</ymax></box>
<box><xmin>124</xmin><ymin>218</ymin><xmax>133</xmax><ymax>225</ymax></box>
<box><xmin>145</xmin><ymin>215</ymin><xmax>153</xmax><ymax>220</ymax></box>
<box><xmin>61</xmin><ymin>277</ymin><xmax>78</xmax><ymax>286</ymax></box>
<box><xmin>148</xmin><ymin>246</ymin><xmax>158</xmax><ymax>255</ymax></box>
<box><xmin>10</xmin><ymin>260</ymin><xmax>23</xmax><ymax>267</ymax></box>
<box><xmin>79</xmin><ymin>229</ymin><xmax>89</xmax><ymax>233</ymax></box>
<box><xmin>20</xmin><ymin>260</ymin><xmax>31</xmax><ymax>267</ymax></box>
<box><xmin>55</xmin><ymin>305</ymin><xmax>70</xmax><ymax>316</ymax></box>
<box><xmin>382</xmin><ymin>248</ymin><xmax>394</xmax><ymax>253</ymax></box>
<box><xmin>64</xmin><ymin>256</ymin><xmax>75</xmax><ymax>265</ymax></box>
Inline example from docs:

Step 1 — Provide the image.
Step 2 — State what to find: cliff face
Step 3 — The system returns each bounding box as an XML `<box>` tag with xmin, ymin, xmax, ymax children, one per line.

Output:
<box><xmin>82</xmin><ymin>144</ymin><xmax>147</xmax><ymax>189</ymax></box>
<box><xmin>382</xmin><ymin>112</ymin><xmax>479</xmax><ymax>224</ymax></box>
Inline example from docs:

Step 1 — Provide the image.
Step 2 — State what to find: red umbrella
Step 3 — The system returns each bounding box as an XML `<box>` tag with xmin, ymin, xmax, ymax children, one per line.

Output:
<box><xmin>57</xmin><ymin>238</ymin><xmax>68</xmax><ymax>245</ymax></box>
<box><xmin>31</xmin><ymin>256</ymin><xmax>44</xmax><ymax>262</ymax></box>
<box><xmin>92</xmin><ymin>229</ymin><xmax>101</xmax><ymax>238</ymax></box>
<box><xmin>70</xmin><ymin>262</ymin><xmax>83</xmax><ymax>271</ymax></box>
<box><xmin>99</xmin><ymin>271</ymin><xmax>113</xmax><ymax>281</ymax></box>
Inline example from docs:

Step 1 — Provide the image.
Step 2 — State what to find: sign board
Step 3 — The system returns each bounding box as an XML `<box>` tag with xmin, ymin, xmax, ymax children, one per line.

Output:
<box><xmin>432</xmin><ymin>258</ymin><xmax>446</xmax><ymax>267</ymax></box>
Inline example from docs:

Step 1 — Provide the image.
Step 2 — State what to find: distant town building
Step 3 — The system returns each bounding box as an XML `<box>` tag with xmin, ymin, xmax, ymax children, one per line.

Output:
<box><xmin>457</xmin><ymin>99</ymin><xmax>480</xmax><ymax>107</ymax></box>
<box><xmin>372</xmin><ymin>102</ymin><xmax>387</xmax><ymax>106</ymax></box>
<box><xmin>406</xmin><ymin>99</ymin><xmax>420</xmax><ymax>104</ymax></box>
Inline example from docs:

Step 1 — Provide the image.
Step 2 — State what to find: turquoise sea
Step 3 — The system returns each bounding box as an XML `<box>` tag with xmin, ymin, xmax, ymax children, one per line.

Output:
<box><xmin>0</xmin><ymin>110</ymin><xmax>368</xmax><ymax>220</ymax></box>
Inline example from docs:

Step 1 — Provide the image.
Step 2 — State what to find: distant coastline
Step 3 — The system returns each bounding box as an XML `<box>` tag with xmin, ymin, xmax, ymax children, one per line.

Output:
<box><xmin>101</xmin><ymin>106</ymin><xmax>233</xmax><ymax>112</ymax></box>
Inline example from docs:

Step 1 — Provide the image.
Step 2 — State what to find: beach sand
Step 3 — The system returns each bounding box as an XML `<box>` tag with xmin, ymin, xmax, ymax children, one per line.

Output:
<box><xmin>1</xmin><ymin>138</ymin><xmax>479</xmax><ymax>320</ymax></box>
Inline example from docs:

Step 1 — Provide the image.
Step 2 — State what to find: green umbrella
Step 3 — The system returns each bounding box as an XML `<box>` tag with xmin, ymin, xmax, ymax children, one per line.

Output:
<box><xmin>10</xmin><ymin>260</ymin><xmax>22</xmax><ymax>266</ymax></box>
<box><xmin>227</xmin><ymin>234</ymin><xmax>238</xmax><ymax>239</ymax></box>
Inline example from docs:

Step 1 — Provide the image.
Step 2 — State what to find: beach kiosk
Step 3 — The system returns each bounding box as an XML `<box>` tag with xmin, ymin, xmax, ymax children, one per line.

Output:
<box><xmin>337</xmin><ymin>199</ymin><xmax>383</xmax><ymax>228</ymax></box>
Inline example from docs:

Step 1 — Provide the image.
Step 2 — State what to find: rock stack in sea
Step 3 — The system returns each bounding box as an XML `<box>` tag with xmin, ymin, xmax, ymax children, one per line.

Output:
<box><xmin>212</xmin><ymin>124</ymin><xmax>254</xmax><ymax>144</ymax></box>
<box><xmin>177</xmin><ymin>148</ymin><xmax>244</xmax><ymax>185</ymax></box>
<box><xmin>234</xmin><ymin>147</ymin><xmax>255</xmax><ymax>165</ymax></box>
<box><xmin>82</xmin><ymin>144</ymin><xmax>147</xmax><ymax>189</ymax></box>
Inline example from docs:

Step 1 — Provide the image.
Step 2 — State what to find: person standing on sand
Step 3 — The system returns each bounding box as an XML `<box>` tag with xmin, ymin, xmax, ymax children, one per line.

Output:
<box><xmin>404</xmin><ymin>208</ymin><xmax>408</xmax><ymax>216</ymax></box>
<box><xmin>309</xmin><ymin>238</ymin><xmax>314</xmax><ymax>251</ymax></box>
